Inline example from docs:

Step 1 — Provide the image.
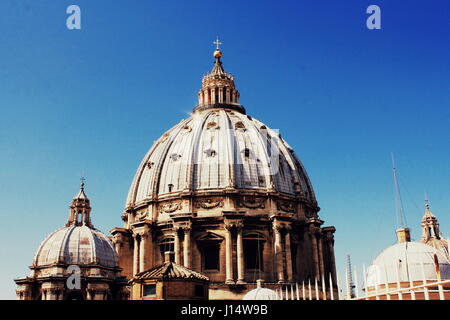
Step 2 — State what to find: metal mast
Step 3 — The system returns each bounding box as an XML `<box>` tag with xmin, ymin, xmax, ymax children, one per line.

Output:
<box><xmin>391</xmin><ymin>153</ymin><xmax>407</xmax><ymax>228</ymax></box>
<box><xmin>345</xmin><ymin>254</ymin><xmax>355</xmax><ymax>299</ymax></box>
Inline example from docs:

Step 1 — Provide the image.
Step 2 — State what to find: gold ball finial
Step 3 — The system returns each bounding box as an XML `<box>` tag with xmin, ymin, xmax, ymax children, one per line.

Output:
<box><xmin>213</xmin><ymin>37</ymin><xmax>223</xmax><ymax>59</ymax></box>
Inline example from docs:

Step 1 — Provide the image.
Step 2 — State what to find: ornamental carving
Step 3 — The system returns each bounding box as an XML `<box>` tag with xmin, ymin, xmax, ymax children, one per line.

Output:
<box><xmin>146</xmin><ymin>161</ymin><xmax>154</xmax><ymax>169</ymax></box>
<box><xmin>195</xmin><ymin>198</ymin><xmax>223</xmax><ymax>209</ymax></box>
<box><xmin>238</xmin><ymin>197</ymin><xmax>265</xmax><ymax>209</ymax></box>
<box><xmin>136</xmin><ymin>208</ymin><xmax>148</xmax><ymax>220</ymax></box>
<box><xmin>160</xmin><ymin>201</ymin><xmax>183</xmax><ymax>213</ymax></box>
<box><xmin>277</xmin><ymin>200</ymin><xmax>296</xmax><ymax>213</ymax></box>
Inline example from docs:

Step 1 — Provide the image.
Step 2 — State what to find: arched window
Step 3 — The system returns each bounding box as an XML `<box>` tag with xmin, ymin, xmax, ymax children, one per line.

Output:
<box><xmin>77</xmin><ymin>211</ymin><xmax>82</xmax><ymax>224</ymax></box>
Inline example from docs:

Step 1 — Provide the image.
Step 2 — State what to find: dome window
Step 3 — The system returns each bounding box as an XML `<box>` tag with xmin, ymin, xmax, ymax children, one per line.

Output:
<box><xmin>182</xmin><ymin>125</ymin><xmax>192</xmax><ymax>133</ymax></box>
<box><xmin>169</xmin><ymin>154</ymin><xmax>181</xmax><ymax>161</ymax></box>
<box><xmin>204</xmin><ymin>149</ymin><xmax>216</xmax><ymax>158</ymax></box>
<box><xmin>235</xmin><ymin>121</ymin><xmax>245</xmax><ymax>130</ymax></box>
<box><xmin>168</xmin><ymin>184</ymin><xmax>174</xmax><ymax>192</ymax></box>
<box><xmin>243</xmin><ymin>148</ymin><xmax>250</xmax><ymax>158</ymax></box>
<box><xmin>146</xmin><ymin>161</ymin><xmax>154</xmax><ymax>169</ymax></box>
<box><xmin>206</xmin><ymin>121</ymin><xmax>219</xmax><ymax>130</ymax></box>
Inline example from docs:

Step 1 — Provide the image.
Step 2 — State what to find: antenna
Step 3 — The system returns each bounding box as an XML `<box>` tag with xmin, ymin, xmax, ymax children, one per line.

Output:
<box><xmin>391</xmin><ymin>153</ymin><xmax>407</xmax><ymax>228</ymax></box>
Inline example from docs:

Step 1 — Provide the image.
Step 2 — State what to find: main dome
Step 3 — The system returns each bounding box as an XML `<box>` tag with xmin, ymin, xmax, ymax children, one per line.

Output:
<box><xmin>126</xmin><ymin>109</ymin><xmax>316</xmax><ymax>209</ymax></box>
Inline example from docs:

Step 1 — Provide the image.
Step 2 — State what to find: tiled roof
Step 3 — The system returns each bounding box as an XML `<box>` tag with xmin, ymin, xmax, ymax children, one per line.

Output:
<box><xmin>135</xmin><ymin>262</ymin><xmax>209</xmax><ymax>281</ymax></box>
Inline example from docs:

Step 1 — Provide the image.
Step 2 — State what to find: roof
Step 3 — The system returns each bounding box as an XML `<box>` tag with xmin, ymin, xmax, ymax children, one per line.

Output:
<box><xmin>134</xmin><ymin>262</ymin><xmax>209</xmax><ymax>281</ymax></box>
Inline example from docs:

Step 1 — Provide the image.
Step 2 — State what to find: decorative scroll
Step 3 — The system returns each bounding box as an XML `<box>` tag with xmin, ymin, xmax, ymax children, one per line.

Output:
<box><xmin>195</xmin><ymin>198</ymin><xmax>223</xmax><ymax>209</ymax></box>
<box><xmin>277</xmin><ymin>200</ymin><xmax>296</xmax><ymax>213</ymax></box>
<box><xmin>160</xmin><ymin>201</ymin><xmax>182</xmax><ymax>213</ymax></box>
<box><xmin>238</xmin><ymin>197</ymin><xmax>265</xmax><ymax>209</ymax></box>
<box><xmin>136</xmin><ymin>209</ymin><xmax>148</xmax><ymax>220</ymax></box>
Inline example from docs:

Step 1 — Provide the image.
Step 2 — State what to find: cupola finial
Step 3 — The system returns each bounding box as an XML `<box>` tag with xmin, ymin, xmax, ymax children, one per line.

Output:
<box><xmin>213</xmin><ymin>36</ymin><xmax>223</xmax><ymax>59</ymax></box>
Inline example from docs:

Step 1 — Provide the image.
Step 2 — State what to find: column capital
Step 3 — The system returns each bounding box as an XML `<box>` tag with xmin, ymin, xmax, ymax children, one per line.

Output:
<box><xmin>174</xmin><ymin>221</ymin><xmax>192</xmax><ymax>232</ymax></box>
<box><xmin>272</xmin><ymin>219</ymin><xmax>291</xmax><ymax>232</ymax></box>
<box><xmin>131</xmin><ymin>220</ymin><xmax>152</xmax><ymax>237</ymax></box>
<box><xmin>322</xmin><ymin>226</ymin><xmax>336</xmax><ymax>243</ymax></box>
<box><xmin>306</xmin><ymin>217</ymin><xmax>324</xmax><ymax>227</ymax></box>
<box><xmin>224</xmin><ymin>218</ymin><xmax>243</xmax><ymax>230</ymax></box>
<box><xmin>308</xmin><ymin>224</ymin><xmax>322</xmax><ymax>236</ymax></box>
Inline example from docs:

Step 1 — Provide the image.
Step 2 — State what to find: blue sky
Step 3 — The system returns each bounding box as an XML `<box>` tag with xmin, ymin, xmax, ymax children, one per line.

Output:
<box><xmin>0</xmin><ymin>0</ymin><xmax>449</xmax><ymax>299</ymax></box>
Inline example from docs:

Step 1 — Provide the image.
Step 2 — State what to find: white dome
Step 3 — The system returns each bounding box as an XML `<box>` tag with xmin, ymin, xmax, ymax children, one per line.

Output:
<box><xmin>243</xmin><ymin>287</ymin><xmax>280</xmax><ymax>300</ymax></box>
<box><xmin>366</xmin><ymin>242</ymin><xmax>450</xmax><ymax>287</ymax></box>
<box><xmin>33</xmin><ymin>225</ymin><xmax>118</xmax><ymax>269</ymax></box>
<box><xmin>126</xmin><ymin>108</ymin><xmax>316</xmax><ymax>209</ymax></box>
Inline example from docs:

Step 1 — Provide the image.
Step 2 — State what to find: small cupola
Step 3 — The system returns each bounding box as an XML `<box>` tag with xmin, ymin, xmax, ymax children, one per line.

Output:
<box><xmin>66</xmin><ymin>178</ymin><xmax>93</xmax><ymax>227</ymax></box>
<box><xmin>194</xmin><ymin>37</ymin><xmax>245</xmax><ymax>114</ymax></box>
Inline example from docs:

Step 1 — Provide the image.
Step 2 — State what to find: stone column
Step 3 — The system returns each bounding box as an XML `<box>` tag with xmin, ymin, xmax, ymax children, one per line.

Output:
<box><xmin>218</xmin><ymin>87</ymin><xmax>223</xmax><ymax>103</ymax></box>
<box><xmin>41</xmin><ymin>289</ymin><xmax>46</xmax><ymax>300</ymax></box>
<box><xmin>139</xmin><ymin>231</ymin><xmax>151</xmax><ymax>272</ymax></box>
<box><xmin>226</xmin><ymin>88</ymin><xmax>231</xmax><ymax>104</ymax></box>
<box><xmin>225</xmin><ymin>223</ymin><xmax>234</xmax><ymax>283</ymax></box>
<box><xmin>211</xmin><ymin>88</ymin><xmax>216</xmax><ymax>104</ymax></box>
<box><xmin>285</xmin><ymin>227</ymin><xmax>294</xmax><ymax>282</ymax></box>
<box><xmin>309</xmin><ymin>227</ymin><xmax>320</xmax><ymax>279</ymax></box>
<box><xmin>174</xmin><ymin>228</ymin><xmax>181</xmax><ymax>264</ymax></box>
<box><xmin>183</xmin><ymin>227</ymin><xmax>191</xmax><ymax>268</ymax></box>
<box><xmin>204</xmin><ymin>89</ymin><xmax>209</xmax><ymax>105</ymax></box>
<box><xmin>273</xmin><ymin>222</ymin><xmax>285</xmax><ymax>283</ymax></box>
<box><xmin>317</xmin><ymin>231</ymin><xmax>325</xmax><ymax>279</ymax></box>
<box><xmin>236</xmin><ymin>222</ymin><xmax>245</xmax><ymax>283</ymax></box>
<box><xmin>132</xmin><ymin>234</ymin><xmax>140</xmax><ymax>275</ymax></box>
<box><xmin>326</xmin><ymin>231</ymin><xmax>337</xmax><ymax>283</ymax></box>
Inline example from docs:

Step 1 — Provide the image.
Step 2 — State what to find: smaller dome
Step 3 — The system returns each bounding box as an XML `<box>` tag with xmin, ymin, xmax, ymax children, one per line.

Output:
<box><xmin>366</xmin><ymin>242</ymin><xmax>450</xmax><ymax>287</ymax></box>
<box><xmin>243</xmin><ymin>280</ymin><xmax>280</xmax><ymax>300</ymax></box>
<box><xmin>33</xmin><ymin>225</ymin><xmax>118</xmax><ymax>269</ymax></box>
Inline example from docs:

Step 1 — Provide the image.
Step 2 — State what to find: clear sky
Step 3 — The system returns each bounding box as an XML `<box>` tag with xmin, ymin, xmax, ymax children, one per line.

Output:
<box><xmin>0</xmin><ymin>0</ymin><xmax>449</xmax><ymax>299</ymax></box>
